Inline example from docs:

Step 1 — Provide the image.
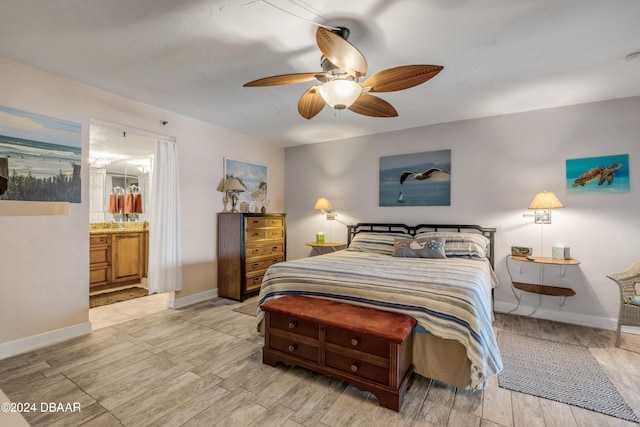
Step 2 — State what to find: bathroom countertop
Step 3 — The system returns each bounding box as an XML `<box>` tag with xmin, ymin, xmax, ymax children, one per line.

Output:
<box><xmin>90</xmin><ymin>222</ymin><xmax>149</xmax><ymax>234</ymax></box>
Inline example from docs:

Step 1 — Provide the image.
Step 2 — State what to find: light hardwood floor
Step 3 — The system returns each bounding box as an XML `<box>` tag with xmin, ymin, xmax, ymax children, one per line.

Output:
<box><xmin>1</xmin><ymin>296</ymin><xmax>639</xmax><ymax>427</ymax></box>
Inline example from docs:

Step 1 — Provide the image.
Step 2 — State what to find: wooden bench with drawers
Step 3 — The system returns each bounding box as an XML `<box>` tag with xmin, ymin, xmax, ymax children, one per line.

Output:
<box><xmin>261</xmin><ymin>294</ymin><xmax>416</xmax><ymax>411</ymax></box>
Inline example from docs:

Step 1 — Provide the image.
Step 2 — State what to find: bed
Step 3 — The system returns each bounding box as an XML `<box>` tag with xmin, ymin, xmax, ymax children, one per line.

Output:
<box><xmin>256</xmin><ymin>223</ymin><xmax>503</xmax><ymax>390</ymax></box>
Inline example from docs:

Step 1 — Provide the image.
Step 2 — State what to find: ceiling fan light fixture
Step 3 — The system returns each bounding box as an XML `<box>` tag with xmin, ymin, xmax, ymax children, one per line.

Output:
<box><xmin>319</xmin><ymin>79</ymin><xmax>361</xmax><ymax>110</ymax></box>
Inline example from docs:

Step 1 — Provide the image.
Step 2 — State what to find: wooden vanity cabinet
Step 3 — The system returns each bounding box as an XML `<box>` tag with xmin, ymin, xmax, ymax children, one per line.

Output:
<box><xmin>90</xmin><ymin>231</ymin><xmax>148</xmax><ymax>292</ymax></box>
<box><xmin>218</xmin><ymin>213</ymin><xmax>286</xmax><ymax>301</ymax></box>
<box><xmin>90</xmin><ymin>234</ymin><xmax>111</xmax><ymax>290</ymax></box>
<box><xmin>111</xmin><ymin>232</ymin><xmax>145</xmax><ymax>285</ymax></box>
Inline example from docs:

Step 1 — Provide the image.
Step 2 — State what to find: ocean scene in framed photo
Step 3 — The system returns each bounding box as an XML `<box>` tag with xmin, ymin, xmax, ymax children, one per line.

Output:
<box><xmin>379</xmin><ymin>149</ymin><xmax>451</xmax><ymax>206</ymax></box>
<box><xmin>224</xmin><ymin>157</ymin><xmax>268</xmax><ymax>206</ymax></box>
<box><xmin>566</xmin><ymin>153</ymin><xmax>629</xmax><ymax>194</ymax></box>
<box><xmin>0</xmin><ymin>106</ymin><xmax>82</xmax><ymax>203</ymax></box>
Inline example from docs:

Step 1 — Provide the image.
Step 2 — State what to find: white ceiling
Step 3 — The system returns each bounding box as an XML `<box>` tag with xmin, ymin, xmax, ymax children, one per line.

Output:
<box><xmin>1</xmin><ymin>0</ymin><xmax>640</xmax><ymax>148</ymax></box>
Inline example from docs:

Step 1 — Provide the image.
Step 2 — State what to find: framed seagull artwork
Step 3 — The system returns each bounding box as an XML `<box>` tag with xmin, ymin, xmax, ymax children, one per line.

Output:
<box><xmin>379</xmin><ymin>149</ymin><xmax>451</xmax><ymax>206</ymax></box>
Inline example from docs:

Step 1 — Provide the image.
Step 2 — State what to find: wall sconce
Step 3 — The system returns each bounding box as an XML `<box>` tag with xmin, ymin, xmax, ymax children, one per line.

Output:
<box><xmin>220</xmin><ymin>178</ymin><xmax>245</xmax><ymax>213</ymax></box>
<box><xmin>527</xmin><ymin>191</ymin><xmax>564</xmax><ymax>224</ymax></box>
<box><xmin>314</xmin><ymin>197</ymin><xmax>336</xmax><ymax>220</ymax></box>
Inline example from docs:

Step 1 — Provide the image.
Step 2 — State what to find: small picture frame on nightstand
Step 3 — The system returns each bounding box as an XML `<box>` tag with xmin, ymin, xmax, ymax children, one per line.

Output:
<box><xmin>511</xmin><ymin>246</ymin><xmax>533</xmax><ymax>257</ymax></box>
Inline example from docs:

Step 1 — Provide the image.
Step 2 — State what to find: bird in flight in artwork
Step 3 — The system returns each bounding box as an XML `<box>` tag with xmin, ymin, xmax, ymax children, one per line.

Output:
<box><xmin>400</xmin><ymin>168</ymin><xmax>451</xmax><ymax>185</ymax></box>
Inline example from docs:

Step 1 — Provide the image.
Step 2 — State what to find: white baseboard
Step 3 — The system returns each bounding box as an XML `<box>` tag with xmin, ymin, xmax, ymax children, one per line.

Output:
<box><xmin>494</xmin><ymin>301</ymin><xmax>640</xmax><ymax>335</ymax></box>
<box><xmin>0</xmin><ymin>322</ymin><xmax>91</xmax><ymax>360</ymax></box>
<box><xmin>167</xmin><ymin>289</ymin><xmax>218</xmax><ymax>309</ymax></box>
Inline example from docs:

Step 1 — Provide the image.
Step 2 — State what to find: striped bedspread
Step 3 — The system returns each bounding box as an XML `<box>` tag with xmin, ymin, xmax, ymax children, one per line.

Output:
<box><xmin>256</xmin><ymin>250</ymin><xmax>503</xmax><ymax>390</ymax></box>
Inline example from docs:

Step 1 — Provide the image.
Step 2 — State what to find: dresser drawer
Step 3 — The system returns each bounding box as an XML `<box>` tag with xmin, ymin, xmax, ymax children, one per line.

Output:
<box><xmin>245</xmin><ymin>217</ymin><xmax>284</xmax><ymax>229</ymax></box>
<box><xmin>246</xmin><ymin>242</ymin><xmax>284</xmax><ymax>258</ymax></box>
<box><xmin>246</xmin><ymin>256</ymin><xmax>283</xmax><ymax>273</ymax></box>
<box><xmin>325</xmin><ymin>326</ymin><xmax>390</xmax><ymax>359</ymax></box>
<box><xmin>245</xmin><ymin>274</ymin><xmax>265</xmax><ymax>293</ymax></box>
<box><xmin>268</xmin><ymin>312</ymin><xmax>319</xmax><ymax>339</ymax></box>
<box><xmin>325</xmin><ymin>350</ymin><xmax>390</xmax><ymax>386</ymax></box>
<box><xmin>245</xmin><ymin>228</ymin><xmax>284</xmax><ymax>242</ymax></box>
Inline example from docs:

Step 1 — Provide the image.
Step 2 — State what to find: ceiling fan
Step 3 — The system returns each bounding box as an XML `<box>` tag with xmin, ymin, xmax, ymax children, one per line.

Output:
<box><xmin>243</xmin><ymin>26</ymin><xmax>443</xmax><ymax>119</ymax></box>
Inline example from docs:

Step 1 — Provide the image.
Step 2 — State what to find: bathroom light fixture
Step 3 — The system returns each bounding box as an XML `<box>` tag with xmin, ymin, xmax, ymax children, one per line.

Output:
<box><xmin>314</xmin><ymin>197</ymin><xmax>336</xmax><ymax>220</ymax></box>
<box><xmin>528</xmin><ymin>191</ymin><xmax>563</xmax><ymax>224</ymax></box>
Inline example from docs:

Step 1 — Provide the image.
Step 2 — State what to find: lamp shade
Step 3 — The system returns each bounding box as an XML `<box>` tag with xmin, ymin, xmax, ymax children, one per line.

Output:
<box><xmin>319</xmin><ymin>80</ymin><xmax>362</xmax><ymax>110</ymax></box>
<box><xmin>222</xmin><ymin>178</ymin><xmax>245</xmax><ymax>192</ymax></box>
<box><xmin>314</xmin><ymin>197</ymin><xmax>332</xmax><ymax>211</ymax></box>
<box><xmin>528</xmin><ymin>191</ymin><xmax>563</xmax><ymax>209</ymax></box>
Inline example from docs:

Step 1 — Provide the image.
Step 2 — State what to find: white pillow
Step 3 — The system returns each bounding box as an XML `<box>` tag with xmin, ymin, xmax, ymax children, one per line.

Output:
<box><xmin>346</xmin><ymin>232</ymin><xmax>410</xmax><ymax>255</ymax></box>
<box><xmin>415</xmin><ymin>231</ymin><xmax>489</xmax><ymax>259</ymax></box>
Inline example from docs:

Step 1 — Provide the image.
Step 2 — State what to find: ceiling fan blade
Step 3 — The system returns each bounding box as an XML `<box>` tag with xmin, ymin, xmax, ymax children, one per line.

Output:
<box><xmin>348</xmin><ymin>94</ymin><xmax>398</xmax><ymax>117</ymax></box>
<box><xmin>361</xmin><ymin>65</ymin><xmax>443</xmax><ymax>92</ymax></box>
<box><xmin>244</xmin><ymin>72</ymin><xmax>326</xmax><ymax>87</ymax></box>
<box><xmin>316</xmin><ymin>27</ymin><xmax>368</xmax><ymax>78</ymax></box>
<box><xmin>298</xmin><ymin>86</ymin><xmax>326</xmax><ymax>119</ymax></box>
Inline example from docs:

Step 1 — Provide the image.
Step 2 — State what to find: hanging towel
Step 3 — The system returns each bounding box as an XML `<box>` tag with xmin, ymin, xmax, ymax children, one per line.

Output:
<box><xmin>117</xmin><ymin>194</ymin><xmax>125</xmax><ymax>213</ymax></box>
<box><xmin>133</xmin><ymin>193</ymin><xmax>143</xmax><ymax>213</ymax></box>
<box><xmin>108</xmin><ymin>194</ymin><xmax>117</xmax><ymax>213</ymax></box>
<box><xmin>124</xmin><ymin>193</ymin><xmax>134</xmax><ymax>214</ymax></box>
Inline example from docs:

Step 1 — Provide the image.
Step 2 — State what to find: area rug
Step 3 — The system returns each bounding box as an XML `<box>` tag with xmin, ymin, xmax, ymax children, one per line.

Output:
<box><xmin>90</xmin><ymin>287</ymin><xmax>149</xmax><ymax>308</ymax></box>
<box><xmin>497</xmin><ymin>331</ymin><xmax>640</xmax><ymax>423</ymax></box>
<box><xmin>232</xmin><ymin>298</ymin><xmax>258</xmax><ymax>317</ymax></box>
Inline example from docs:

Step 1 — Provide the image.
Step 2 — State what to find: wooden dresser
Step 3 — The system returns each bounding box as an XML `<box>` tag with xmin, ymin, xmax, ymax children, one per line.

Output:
<box><xmin>261</xmin><ymin>294</ymin><xmax>416</xmax><ymax>412</ymax></box>
<box><xmin>217</xmin><ymin>213</ymin><xmax>286</xmax><ymax>301</ymax></box>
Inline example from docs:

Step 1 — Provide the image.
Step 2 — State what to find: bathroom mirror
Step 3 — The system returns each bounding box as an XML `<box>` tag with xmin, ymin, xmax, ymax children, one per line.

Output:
<box><xmin>89</xmin><ymin>120</ymin><xmax>155</xmax><ymax>223</ymax></box>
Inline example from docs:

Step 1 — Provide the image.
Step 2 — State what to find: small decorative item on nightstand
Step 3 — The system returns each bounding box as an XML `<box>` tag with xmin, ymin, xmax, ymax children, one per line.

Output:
<box><xmin>511</xmin><ymin>246</ymin><xmax>533</xmax><ymax>257</ymax></box>
<box><xmin>316</xmin><ymin>231</ymin><xmax>325</xmax><ymax>244</ymax></box>
<box><xmin>552</xmin><ymin>244</ymin><xmax>571</xmax><ymax>260</ymax></box>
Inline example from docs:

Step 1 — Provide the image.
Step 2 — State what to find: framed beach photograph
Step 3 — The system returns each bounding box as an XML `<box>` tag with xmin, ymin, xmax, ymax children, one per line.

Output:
<box><xmin>566</xmin><ymin>153</ymin><xmax>629</xmax><ymax>194</ymax></box>
<box><xmin>379</xmin><ymin>149</ymin><xmax>451</xmax><ymax>206</ymax></box>
<box><xmin>224</xmin><ymin>158</ymin><xmax>268</xmax><ymax>209</ymax></box>
<box><xmin>0</xmin><ymin>106</ymin><xmax>82</xmax><ymax>203</ymax></box>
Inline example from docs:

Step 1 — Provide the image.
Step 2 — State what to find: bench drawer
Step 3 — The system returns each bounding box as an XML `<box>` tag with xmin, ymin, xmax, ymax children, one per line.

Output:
<box><xmin>269</xmin><ymin>333</ymin><xmax>319</xmax><ymax>363</ymax></box>
<box><xmin>325</xmin><ymin>350</ymin><xmax>390</xmax><ymax>386</ymax></box>
<box><xmin>325</xmin><ymin>326</ymin><xmax>390</xmax><ymax>359</ymax></box>
<box><xmin>268</xmin><ymin>312</ymin><xmax>319</xmax><ymax>339</ymax></box>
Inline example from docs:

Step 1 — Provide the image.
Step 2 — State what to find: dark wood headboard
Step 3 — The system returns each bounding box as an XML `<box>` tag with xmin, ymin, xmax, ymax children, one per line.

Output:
<box><xmin>346</xmin><ymin>223</ymin><xmax>497</xmax><ymax>268</ymax></box>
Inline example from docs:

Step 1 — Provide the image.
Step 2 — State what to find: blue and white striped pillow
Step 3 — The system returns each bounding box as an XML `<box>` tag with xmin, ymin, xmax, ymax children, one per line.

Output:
<box><xmin>346</xmin><ymin>232</ymin><xmax>410</xmax><ymax>255</ymax></box>
<box><xmin>415</xmin><ymin>232</ymin><xmax>490</xmax><ymax>260</ymax></box>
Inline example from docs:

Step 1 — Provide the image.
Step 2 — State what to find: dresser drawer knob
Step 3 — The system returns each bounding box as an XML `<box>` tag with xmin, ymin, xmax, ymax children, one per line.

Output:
<box><xmin>350</xmin><ymin>338</ymin><xmax>359</xmax><ymax>347</ymax></box>
<box><xmin>253</xmin><ymin>263</ymin><xmax>260</xmax><ymax>268</ymax></box>
<box><xmin>288</xmin><ymin>344</ymin><xmax>297</xmax><ymax>352</ymax></box>
<box><xmin>271</xmin><ymin>246</ymin><xmax>278</xmax><ymax>252</ymax></box>
<box><xmin>350</xmin><ymin>362</ymin><xmax>360</xmax><ymax>373</ymax></box>
<box><xmin>288</xmin><ymin>322</ymin><xmax>297</xmax><ymax>329</ymax></box>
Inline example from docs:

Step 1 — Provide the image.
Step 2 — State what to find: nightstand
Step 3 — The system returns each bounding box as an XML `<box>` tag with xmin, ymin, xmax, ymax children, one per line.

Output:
<box><xmin>305</xmin><ymin>242</ymin><xmax>347</xmax><ymax>256</ymax></box>
<box><xmin>508</xmin><ymin>255</ymin><xmax>580</xmax><ymax>298</ymax></box>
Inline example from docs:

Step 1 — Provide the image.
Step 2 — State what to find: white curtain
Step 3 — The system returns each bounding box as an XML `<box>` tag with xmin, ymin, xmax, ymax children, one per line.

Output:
<box><xmin>148</xmin><ymin>139</ymin><xmax>183</xmax><ymax>293</ymax></box>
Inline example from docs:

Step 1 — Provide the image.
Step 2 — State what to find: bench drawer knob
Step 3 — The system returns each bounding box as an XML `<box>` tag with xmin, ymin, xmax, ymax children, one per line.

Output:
<box><xmin>288</xmin><ymin>344</ymin><xmax>297</xmax><ymax>352</ymax></box>
<box><xmin>350</xmin><ymin>338</ymin><xmax>359</xmax><ymax>347</ymax></box>
<box><xmin>350</xmin><ymin>362</ymin><xmax>360</xmax><ymax>373</ymax></box>
<box><xmin>288</xmin><ymin>322</ymin><xmax>297</xmax><ymax>329</ymax></box>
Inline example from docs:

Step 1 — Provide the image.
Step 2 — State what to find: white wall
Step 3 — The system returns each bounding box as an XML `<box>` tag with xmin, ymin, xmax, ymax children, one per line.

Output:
<box><xmin>285</xmin><ymin>96</ymin><xmax>639</xmax><ymax>331</ymax></box>
<box><xmin>0</xmin><ymin>58</ymin><xmax>285</xmax><ymax>357</ymax></box>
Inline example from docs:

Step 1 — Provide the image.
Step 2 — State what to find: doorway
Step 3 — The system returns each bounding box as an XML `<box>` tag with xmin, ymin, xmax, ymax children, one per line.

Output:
<box><xmin>88</xmin><ymin>119</ymin><xmax>171</xmax><ymax>311</ymax></box>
